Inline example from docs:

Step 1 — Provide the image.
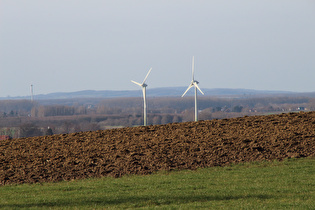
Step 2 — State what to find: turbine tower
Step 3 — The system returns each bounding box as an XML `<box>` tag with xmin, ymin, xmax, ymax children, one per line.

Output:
<box><xmin>131</xmin><ymin>68</ymin><xmax>152</xmax><ymax>126</ymax></box>
<box><xmin>181</xmin><ymin>56</ymin><xmax>204</xmax><ymax>121</ymax></box>
<box><xmin>30</xmin><ymin>84</ymin><xmax>34</xmax><ymax>101</ymax></box>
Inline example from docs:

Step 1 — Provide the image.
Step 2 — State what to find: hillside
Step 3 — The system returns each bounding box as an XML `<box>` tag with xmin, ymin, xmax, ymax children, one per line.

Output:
<box><xmin>0</xmin><ymin>87</ymin><xmax>302</xmax><ymax>100</ymax></box>
<box><xmin>0</xmin><ymin>111</ymin><xmax>315</xmax><ymax>186</ymax></box>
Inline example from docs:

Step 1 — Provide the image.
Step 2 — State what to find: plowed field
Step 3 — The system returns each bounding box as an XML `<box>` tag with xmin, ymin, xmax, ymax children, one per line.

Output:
<box><xmin>1</xmin><ymin>111</ymin><xmax>315</xmax><ymax>186</ymax></box>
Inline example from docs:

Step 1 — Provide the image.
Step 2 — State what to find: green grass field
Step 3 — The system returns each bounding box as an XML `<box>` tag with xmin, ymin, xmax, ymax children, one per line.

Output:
<box><xmin>0</xmin><ymin>158</ymin><xmax>314</xmax><ymax>209</ymax></box>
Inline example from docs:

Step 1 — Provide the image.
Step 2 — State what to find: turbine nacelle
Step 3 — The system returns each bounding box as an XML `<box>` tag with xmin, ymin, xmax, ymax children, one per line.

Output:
<box><xmin>131</xmin><ymin>80</ymin><xmax>147</xmax><ymax>88</ymax></box>
<box><xmin>181</xmin><ymin>82</ymin><xmax>204</xmax><ymax>97</ymax></box>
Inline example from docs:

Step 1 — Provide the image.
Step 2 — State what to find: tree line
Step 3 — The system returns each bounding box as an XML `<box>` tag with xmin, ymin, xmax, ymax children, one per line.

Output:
<box><xmin>0</xmin><ymin>96</ymin><xmax>314</xmax><ymax>138</ymax></box>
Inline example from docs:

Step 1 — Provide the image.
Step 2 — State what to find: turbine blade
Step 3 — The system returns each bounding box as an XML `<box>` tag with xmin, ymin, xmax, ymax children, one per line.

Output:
<box><xmin>142</xmin><ymin>67</ymin><xmax>152</xmax><ymax>84</ymax></box>
<box><xmin>192</xmin><ymin>56</ymin><xmax>195</xmax><ymax>81</ymax></box>
<box><xmin>194</xmin><ymin>83</ymin><xmax>204</xmax><ymax>95</ymax></box>
<box><xmin>131</xmin><ymin>80</ymin><xmax>142</xmax><ymax>86</ymax></box>
<box><xmin>181</xmin><ymin>84</ymin><xmax>193</xmax><ymax>97</ymax></box>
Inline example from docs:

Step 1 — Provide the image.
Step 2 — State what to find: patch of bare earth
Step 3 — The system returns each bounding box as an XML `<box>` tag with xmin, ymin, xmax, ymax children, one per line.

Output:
<box><xmin>1</xmin><ymin>111</ymin><xmax>314</xmax><ymax>185</ymax></box>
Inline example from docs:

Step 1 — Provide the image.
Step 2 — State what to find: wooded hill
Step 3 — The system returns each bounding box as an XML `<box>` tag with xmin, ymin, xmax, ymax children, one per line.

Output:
<box><xmin>3</xmin><ymin>87</ymin><xmax>314</xmax><ymax>100</ymax></box>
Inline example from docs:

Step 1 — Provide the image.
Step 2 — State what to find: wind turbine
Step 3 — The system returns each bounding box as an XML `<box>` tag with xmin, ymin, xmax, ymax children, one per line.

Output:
<box><xmin>181</xmin><ymin>56</ymin><xmax>204</xmax><ymax>121</ymax></box>
<box><xmin>131</xmin><ymin>68</ymin><xmax>152</xmax><ymax>126</ymax></box>
<box><xmin>30</xmin><ymin>84</ymin><xmax>34</xmax><ymax>101</ymax></box>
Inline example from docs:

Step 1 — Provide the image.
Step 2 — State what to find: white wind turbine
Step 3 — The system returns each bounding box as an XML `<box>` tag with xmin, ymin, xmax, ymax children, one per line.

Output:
<box><xmin>131</xmin><ymin>68</ymin><xmax>152</xmax><ymax>126</ymax></box>
<box><xmin>181</xmin><ymin>56</ymin><xmax>204</xmax><ymax>121</ymax></box>
<box><xmin>30</xmin><ymin>84</ymin><xmax>34</xmax><ymax>101</ymax></box>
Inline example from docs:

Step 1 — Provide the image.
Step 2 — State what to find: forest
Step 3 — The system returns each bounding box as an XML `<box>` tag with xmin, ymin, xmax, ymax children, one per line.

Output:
<box><xmin>1</xmin><ymin>95</ymin><xmax>314</xmax><ymax>138</ymax></box>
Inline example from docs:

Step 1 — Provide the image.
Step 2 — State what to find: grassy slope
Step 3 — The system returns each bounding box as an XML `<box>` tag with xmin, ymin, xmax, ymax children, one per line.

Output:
<box><xmin>0</xmin><ymin>158</ymin><xmax>314</xmax><ymax>209</ymax></box>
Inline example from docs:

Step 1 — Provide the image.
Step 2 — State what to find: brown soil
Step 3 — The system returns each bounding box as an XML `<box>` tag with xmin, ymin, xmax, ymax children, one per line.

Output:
<box><xmin>1</xmin><ymin>111</ymin><xmax>315</xmax><ymax>186</ymax></box>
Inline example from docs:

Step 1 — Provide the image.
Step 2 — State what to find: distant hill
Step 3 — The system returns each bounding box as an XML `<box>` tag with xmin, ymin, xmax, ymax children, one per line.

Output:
<box><xmin>1</xmin><ymin>87</ymin><xmax>314</xmax><ymax>100</ymax></box>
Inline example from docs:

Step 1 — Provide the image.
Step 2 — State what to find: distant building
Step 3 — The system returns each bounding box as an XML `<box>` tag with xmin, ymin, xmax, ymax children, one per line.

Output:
<box><xmin>45</xmin><ymin>127</ymin><xmax>53</xmax><ymax>136</ymax></box>
<box><xmin>298</xmin><ymin>107</ymin><xmax>305</xmax><ymax>111</ymax></box>
<box><xmin>0</xmin><ymin>135</ymin><xmax>11</xmax><ymax>140</ymax></box>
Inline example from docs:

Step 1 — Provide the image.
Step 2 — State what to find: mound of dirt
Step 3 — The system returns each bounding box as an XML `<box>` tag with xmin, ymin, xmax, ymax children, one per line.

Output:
<box><xmin>1</xmin><ymin>111</ymin><xmax>315</xmax><ymax>185</ymax></box>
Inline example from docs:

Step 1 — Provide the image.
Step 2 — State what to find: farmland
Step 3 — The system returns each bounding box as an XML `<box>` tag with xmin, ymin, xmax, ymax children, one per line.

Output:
<box><xmin>0</xmin><ymin>110</ymin><xmax>314</xmax><ymax>208</ymax></box>
<box><xmin>0</xmin><ymin>158</ymin><xmax>314</xmax><ymax>209</ymax></box>
<box><xmin>1</xmin><ymin>111</ymin><xmax>314</xmax><ymax>185</ymax></box>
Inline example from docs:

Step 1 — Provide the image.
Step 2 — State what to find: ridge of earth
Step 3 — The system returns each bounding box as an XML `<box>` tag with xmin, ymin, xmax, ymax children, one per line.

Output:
<box><xmin>1</xmin><ymin>111</ymin><xmax>314</xmax><ymax>185</ymax></box>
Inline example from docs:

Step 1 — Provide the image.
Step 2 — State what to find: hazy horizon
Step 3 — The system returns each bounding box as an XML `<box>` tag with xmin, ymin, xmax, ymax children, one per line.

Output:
<box><xmin>1</xmin><ymin>1</ymin><xmax>315</xmax><ymax>97</ymax></box>
<box><xmin>0</xmin><ymin>86</ymin><xmax>306</xmax><ymax>100</ymax></box>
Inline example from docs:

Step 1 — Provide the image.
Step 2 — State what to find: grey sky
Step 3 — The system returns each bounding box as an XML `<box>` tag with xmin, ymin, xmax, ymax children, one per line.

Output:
<box><xmin>1</xmin><ymin>0</ymin><xmax>315</xmax><ymax>97</ymax></box>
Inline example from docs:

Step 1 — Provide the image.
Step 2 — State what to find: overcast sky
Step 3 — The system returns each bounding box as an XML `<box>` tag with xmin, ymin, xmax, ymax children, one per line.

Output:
<box><xmin>1</xmin><ymin>0</ymin><xmax>315</xmax><ymax>97</ymax></box>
